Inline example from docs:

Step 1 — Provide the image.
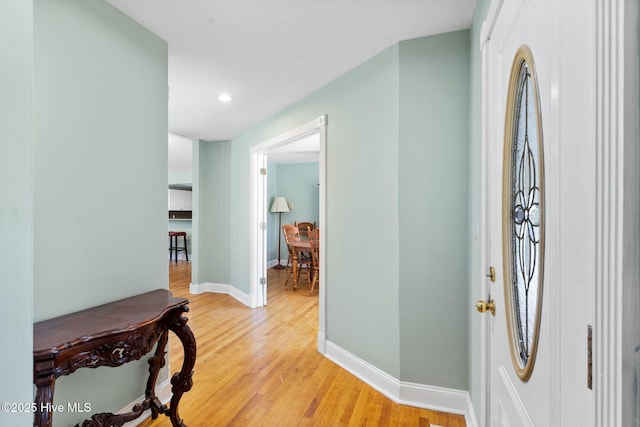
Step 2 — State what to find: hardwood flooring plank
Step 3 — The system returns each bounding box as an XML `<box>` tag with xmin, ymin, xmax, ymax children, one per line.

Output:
<box><xmin>136</xmin><ymin>262</ymin><xmax>466</xmax><ymax>427</ymax></box>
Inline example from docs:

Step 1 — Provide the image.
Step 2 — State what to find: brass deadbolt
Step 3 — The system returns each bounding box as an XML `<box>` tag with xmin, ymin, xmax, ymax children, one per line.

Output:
<box><xmin>486</xmin><ymin>266</ymin><xmax>496</xmax><ymax>283</ymax></box>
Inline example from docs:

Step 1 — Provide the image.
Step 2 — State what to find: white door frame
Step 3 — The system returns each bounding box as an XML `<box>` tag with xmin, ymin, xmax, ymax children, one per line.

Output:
<box><xmin>477</xmin><ymin>2</ymin><xmax>505</xmax><ymax>424</ymax></box>
<box><xmin>594</xmin><ymin>0</ymin><xmax>639</xmax><ymax>425</ymax></box>
<box><xmin>249</xmin><ymin>115</ymin><xmax>327</xmax><ymax>348</ymax></box>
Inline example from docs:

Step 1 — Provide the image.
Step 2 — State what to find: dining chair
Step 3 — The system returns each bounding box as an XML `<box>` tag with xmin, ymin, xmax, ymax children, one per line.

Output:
<box><xmin>308</xmin><ymin>228</ymin><xmax>320</xmax><ymax>295</ymax></box>
<box><xmin>281</xmin><ymin>223</ymin><xmax>299</xmax><ymax>277</ymax></box>
<box><xmin>281</xmin><ymin>224</ymin><xmax>311</xmax><ymax>288</ymax></box>
<box><xmin>282</xmin><ymin>223</ymin><xmax>300</xmax><ymax>243</ymax></box>
<box><xmin>294</xmin><ymin>221</ymin><xmax>316</xmax><ymax>239</ymax></box>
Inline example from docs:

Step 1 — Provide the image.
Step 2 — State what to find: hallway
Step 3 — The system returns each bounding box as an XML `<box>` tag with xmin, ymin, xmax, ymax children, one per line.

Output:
<box><xmin>137</xmin><ymin>262</ymin><xmax>466</xmax><ymax>426</ymax></box>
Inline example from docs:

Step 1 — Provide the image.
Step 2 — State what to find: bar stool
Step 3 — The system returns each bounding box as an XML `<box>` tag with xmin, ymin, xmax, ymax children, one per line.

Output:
<box><xmin>168</xmin><ymin>231</ymin><xmax>188</xmax><ymax>262</ymax></box>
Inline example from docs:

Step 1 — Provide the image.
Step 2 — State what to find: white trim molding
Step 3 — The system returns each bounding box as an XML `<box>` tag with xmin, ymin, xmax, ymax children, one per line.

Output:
<box><xmin>249</xmin><ymin>114</ymin><xmax>328</xmax><ymax>337</ymax></box>
<box><xmin>479</xmin><ymin>0</ymin><xmax>504</xmax><ymax>49</ymax></box>
<box><xmin>594</xmin><ymin>0</ymin><xmax>640</xmax><ymax>425</ymax></box>
<box><xmin>316</xmin><ymin>331</ymin><xmax>326</xmax><ymax>355</ymax></box>
<box><xmin>190</xmin><ymin>282</ymin><xmax>252</xmax><ymax>307</ymax></box>
<box><xmin>400</xmin><ymin>383</ymin><xmax>478</xmax><ymax>427</ymax></box>
<box><xmin>321</xmin><ymin>338</ymin><xmax>478</xmax><ymax>427</ymax></box>
<box><xmin>595</xmin><ymin>0</ymin><xmax>624</xmax><ymax>426</ymax></box>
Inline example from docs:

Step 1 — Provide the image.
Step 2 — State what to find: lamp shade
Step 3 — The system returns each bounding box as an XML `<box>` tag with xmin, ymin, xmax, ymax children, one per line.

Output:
<box><xmin>270</xmin><ymin>197</ymin><xmax>290</xmax><ymax>213</ymax></box>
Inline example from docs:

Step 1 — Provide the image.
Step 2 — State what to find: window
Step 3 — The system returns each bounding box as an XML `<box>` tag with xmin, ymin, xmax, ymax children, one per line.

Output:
<box><xmin>502</xmin><ymin>45</ymin><xmax>545</xmax><ymax>382</ymax></box>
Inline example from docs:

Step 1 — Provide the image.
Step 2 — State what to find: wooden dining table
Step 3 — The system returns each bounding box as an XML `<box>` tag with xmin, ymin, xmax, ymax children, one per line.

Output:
<box><xmin>288</xmin><ymin>240</ymin><xmax>312</xmax><ymax>291</ymax></box>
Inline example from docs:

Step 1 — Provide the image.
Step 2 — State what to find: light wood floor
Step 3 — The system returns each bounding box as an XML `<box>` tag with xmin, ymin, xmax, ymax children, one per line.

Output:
<box><xmin>137</xmin><ymin>262</ymin><xmax>466</xmax><ymax>427</ymax></box>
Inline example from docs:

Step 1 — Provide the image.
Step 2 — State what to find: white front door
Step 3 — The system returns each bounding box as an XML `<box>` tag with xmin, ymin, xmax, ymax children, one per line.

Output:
<box><xmin>484</xmin><ymin>1</ymin><xmax>554</xmax><ymax>423</ymax></box>
<box><xmin>480</xmin><ymin>0</ymin><xmax>596</xmax><ymax>425</ymax></box>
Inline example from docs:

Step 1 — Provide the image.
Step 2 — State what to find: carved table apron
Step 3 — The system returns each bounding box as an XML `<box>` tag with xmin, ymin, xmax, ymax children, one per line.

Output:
<box><xmin>33</xmin><ymin>289</ymin><xmax>196</xmax><ymax>427</ymax></box>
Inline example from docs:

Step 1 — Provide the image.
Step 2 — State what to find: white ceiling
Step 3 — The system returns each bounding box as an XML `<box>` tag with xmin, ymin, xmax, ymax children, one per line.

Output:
<box><xmin>106</xmin><ymin>0</ymin><xmax>476</xmax><ymax>142</ymax></box>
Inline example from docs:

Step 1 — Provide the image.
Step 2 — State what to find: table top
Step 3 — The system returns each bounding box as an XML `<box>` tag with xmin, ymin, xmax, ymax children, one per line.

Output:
<box><xmin>34</xmin><ymin>289</ymin><xmax>188</xmax><ymax>357</ymax></box>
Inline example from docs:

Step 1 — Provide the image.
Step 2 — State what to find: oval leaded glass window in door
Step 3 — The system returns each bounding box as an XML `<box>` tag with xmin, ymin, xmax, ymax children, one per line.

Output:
<box><xmin>502</xmin><ymin>45</ymin><xmax>545</xmax><ymax>382</ymax></box>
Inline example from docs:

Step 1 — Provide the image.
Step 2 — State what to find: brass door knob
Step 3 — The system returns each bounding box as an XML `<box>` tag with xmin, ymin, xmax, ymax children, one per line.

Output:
<box><xmin>476</xmin><ymin>299</ymin><xmax>496</xmax><ymax>316</ymax></box>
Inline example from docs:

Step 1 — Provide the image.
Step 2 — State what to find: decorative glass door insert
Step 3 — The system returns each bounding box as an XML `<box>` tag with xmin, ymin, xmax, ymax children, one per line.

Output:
<box><xmin>502</xmin><ymin>45</ymin><xmax>545</xmax><ymax>381</ymax></box>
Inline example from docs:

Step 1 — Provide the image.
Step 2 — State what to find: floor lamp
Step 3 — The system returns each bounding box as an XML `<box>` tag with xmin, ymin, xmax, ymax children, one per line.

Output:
<box><xmin>270</xmin><ymin>196</ymin><xmax>290</xmax><ymax>269</ymax></box>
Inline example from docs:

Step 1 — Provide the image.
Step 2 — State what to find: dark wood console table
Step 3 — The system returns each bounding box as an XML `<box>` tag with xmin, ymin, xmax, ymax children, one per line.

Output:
<box><xmin>33</xmin><ymin>289</ymin><xmax>196</xmax><ymax>427</ymax></box>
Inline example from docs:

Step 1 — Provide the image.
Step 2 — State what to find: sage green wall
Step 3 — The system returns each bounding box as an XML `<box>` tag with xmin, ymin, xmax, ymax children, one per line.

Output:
<box><xmin>0</xmin><ymin>1</ymin><xmax>33</xmax><ymax>425</ymax></box>
<box><xmin>33</xmin><ymin>0</ymin><xmax>168</xmax><ymax>425</ymax></box>
<box><xmin>198</xmin><ymin>32</ymin><xmax>473</xmax><ymax>387</ymax></box>
<box><xmin>270</xmin><ymin>163</ymin><xmax>320</xmax><ymax>261</ymax></box>
<box><xmin>398</xmin><ymin>30</ymin><xmax>470</xmax><ymax>389</ymax></box>
<box><xmin>277</xmin><ymin>163</ymin><xmax>320</xmax><ymax>226</ymax></box>
<box><xmin>229</xmin><ymin>45</ymin><xmax>402</xmax><ymax>377</ymax></box>
<box><xmin>196</xmin><ymin>140</ymin><xmax>231</xmax><ymax>284</ymax></box>
<box><xmin>468</xmin><ymin>0</ymin><xmax>491</xmax><ymax>410</ymax></box>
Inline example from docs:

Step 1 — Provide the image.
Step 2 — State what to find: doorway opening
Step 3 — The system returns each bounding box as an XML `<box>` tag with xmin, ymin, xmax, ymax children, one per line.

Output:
<box><xmin>249</xmin><ymin>115</ymin><xmax>327</xmax><ymax>351</ymax></box>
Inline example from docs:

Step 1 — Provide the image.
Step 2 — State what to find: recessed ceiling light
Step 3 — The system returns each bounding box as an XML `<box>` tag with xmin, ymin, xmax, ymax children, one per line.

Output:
<box><xmin>218</xmin><ymin>94</ymin><xmax>232</xmax><ymax>102</ymax></box>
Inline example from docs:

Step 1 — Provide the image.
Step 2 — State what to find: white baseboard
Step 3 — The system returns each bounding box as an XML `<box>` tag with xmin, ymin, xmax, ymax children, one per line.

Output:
<box><xmin>400</xmin><ymin>381</ymin><xmax>478</xmax><ymax>427</ymax></box>
<box><xmin>317</xmin><ymin>331</ymin><xmax>327</xmax><ymax>354</ymax></box>
<box><xmin>119</xmin><ymin>379</ymin><xmax>172</xmax><ymax>427</ymax></box>
<box><xmin>464</xmin><ymin>394</ymin><xmax>479</xmax><ymax>427</ymax></box>
<box><xmin>320</xmin><ymin>337</ymin><xmax>478</xmax><ymax>426</ymax></box>
<box><xmin>323</xmin><ymin>340</ymin><xmax>400</xmax><ymax>401</ymax></box>
<box><xmin>267</xmin><ymin>259</ymin><xmax>281</xmax><ymax>268</ymax></box>
<box><xmin>118</xmin><ymin>334</ymin><xmax>478</xmax><ymax>427</ymax></box>
<box><xmin>189</xmin><ymin>282</ymin><xmax>252</xmax><ymax>307</ymax></box>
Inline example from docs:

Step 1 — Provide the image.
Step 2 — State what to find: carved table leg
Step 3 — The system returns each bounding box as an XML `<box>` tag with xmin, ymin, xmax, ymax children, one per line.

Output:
<box><xmin>34</xmin><ymin>357</ymin><xmax>56</xmax><ymax>427</ymax></box>
<box><xmin>167</xmin><ymin>307</ymin><xmax>196</xmax><ymax>427</ymax></box>
<box><xmin>146</xmin><ymin>330</ymin><xmax>169</xmax><ymax>419</ymax></box>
